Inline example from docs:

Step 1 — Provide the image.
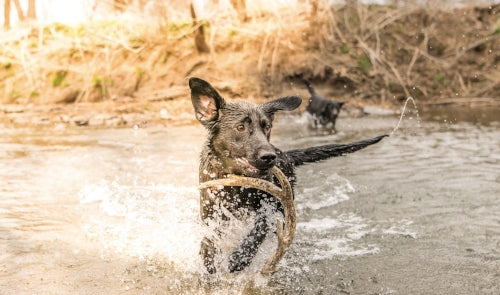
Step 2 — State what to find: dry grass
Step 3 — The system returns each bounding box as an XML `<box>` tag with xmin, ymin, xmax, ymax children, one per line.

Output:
<box><xmin>1</xmin><ymin>0</ymin><xmax>499</xmax><ymax>107</ymax></box>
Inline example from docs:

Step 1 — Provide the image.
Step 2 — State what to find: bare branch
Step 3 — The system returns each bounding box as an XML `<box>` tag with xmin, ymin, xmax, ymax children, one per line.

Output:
<box><xmin>190</xmin><ymin>3</ymin><xmax>210</xmax><ymax>53</ymax></box>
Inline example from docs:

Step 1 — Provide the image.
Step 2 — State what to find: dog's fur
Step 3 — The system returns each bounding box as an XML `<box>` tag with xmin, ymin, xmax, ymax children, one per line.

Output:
<box><xmin>302</xmin><ymin>78</ymin><xmax>345</xmax><ymax>131</ymax></box>
<box><xmin>189</xmin><ymin>77</ymin><xmax>387</xmax><ymax>274</ymax></box>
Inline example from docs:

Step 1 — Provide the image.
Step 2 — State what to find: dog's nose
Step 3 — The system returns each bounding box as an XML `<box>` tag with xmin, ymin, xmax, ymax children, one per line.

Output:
<box><xmin>259</xmin><ymin>152</ymin><xmax>277</xmax><ymax>164</ymax></box>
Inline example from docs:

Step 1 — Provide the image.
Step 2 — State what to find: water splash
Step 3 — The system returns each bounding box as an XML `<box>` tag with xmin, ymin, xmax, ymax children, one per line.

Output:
<box><xmin>78</xmin><ymin>179</ymin><xmax>204</xmax><ymax>272</ymax></box>
<box><xmin>390</xmin><ymin>97</ymin><xmax>421</xmax><ymax>135</ymax></box>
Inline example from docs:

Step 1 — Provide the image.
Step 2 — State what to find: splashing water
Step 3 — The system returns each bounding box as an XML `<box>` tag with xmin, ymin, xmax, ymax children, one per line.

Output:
<box><xmin>390</xmin><ymin>97</ymin><xmax>421</xmax><ymax>135</ymax></box>
<box><xmin>77</xmin><ymin>175</ymin><xmax>286</xmax><ymax>291</ymax></box>
<box><xmin>78</xmin><ymin>178</ymin><xmax>204</xmax><ymax>272</ymax></box>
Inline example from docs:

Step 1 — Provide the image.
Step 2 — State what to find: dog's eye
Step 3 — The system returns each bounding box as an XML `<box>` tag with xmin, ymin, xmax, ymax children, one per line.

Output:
<box><xmin>264</xmin><ymin>123</ymin><xmax>271</xmax><ymax>131</ymax></box>
<box><xmin>236</xmin><ymin>124</ymin><xmax>245</xmax><ymax>132</ymax></box>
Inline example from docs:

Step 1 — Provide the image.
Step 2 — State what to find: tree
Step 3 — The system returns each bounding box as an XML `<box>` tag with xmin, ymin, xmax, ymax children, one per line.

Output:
<box><xmin>27</xmin><ymin>0</ymin><xmax>36</xmax><ymax>19</ymax></box>
<box><xmin>4</xmin><ymin>0</ymin><xmax>11</xmax><ymax>29</ymax></box>
<box><xmin>114</xmin><ymin>0</ymin><xmax>128</xmax><ymax>12</ymax></box>
<box><xmin>3</xmin><ymin>0</ymin><xmax>36</xmax><ymax>29</ymax></box>
<box><xmin>11</xmin><ymin>0</ymin><xmax>24</xmax><ymax>21</ymax></box>
<box><xmin>229</xmin><ymin>0</ymin><xmax>247</xmax><ymax>22</ymax></box>
<box><xmin>190</xmin><ymin>3</ymin><xmax>210</xmax><ymax>53</ymax></box>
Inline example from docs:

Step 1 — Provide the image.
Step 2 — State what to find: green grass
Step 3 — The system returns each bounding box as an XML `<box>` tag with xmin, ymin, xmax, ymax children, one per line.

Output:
<box><xmin>393</xmin><ymin>26</ymin><xmax>403</xmax><ymax>34</ymax></box>
<box><xmin>51</xmin><ymin>70</ymin><xmax>68</xmax><ymax>87</ymax></box>
<box><xmin>357</xmin><ymin>55</ymin><xmax>371</xmax><ymax>75</ymax></box>
<box><xmin>11</xmin><ymin>90</ymin><xmax>22</xmax><ymax>100</ymax></box>
<box><xmin>162</xmin><ymin>52</ymin><xmax>171</xmax><ymax>63</ymax></box>
<box><xmin>29</xmin><ymin>90</ymin><xmax>40</xmax><ymax>98</ymax></box>
<box><xmin>432</xmin><ymin>73</ymin><xmax>447</xmax><ymax>89</ymax></box>
<box><xmin>135</xmin><ymin>66</ymin><xmax>144</xmax><ymax>79</ymax></box>
<box><xmin>433</xmin><ymin>73</ymin><xmax>445</xmax><ymax>83</ymax></box>
<box><xmin>92</xmin><ymin>75</ymin><xmax>111</xmax><ymax>97</ymax></box>
<box><xmin>340</xmin><ymin>44</ymin><xmax>349</xmax><ymax>54</ymax></box>
<box><xmin>493</xmin><ymin>18</ymin><xmax>500</xmax><ymax>35</ymax></box>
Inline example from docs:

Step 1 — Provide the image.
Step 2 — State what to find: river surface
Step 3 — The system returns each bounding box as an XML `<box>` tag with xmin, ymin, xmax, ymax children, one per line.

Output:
<box><xmin>0</xmin><ymin>104</ymin><xmax>499</xmax><ymax>294</ymax></box>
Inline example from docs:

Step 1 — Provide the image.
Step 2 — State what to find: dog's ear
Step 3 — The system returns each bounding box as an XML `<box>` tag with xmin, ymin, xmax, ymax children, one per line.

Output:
<box><xmin>189</xmin><ymin>77</ymin><xmax>226</xmax><ymax>124</ymax></box>
<box><xmin>261</xmin><ymin>96</ymin><xmax>302</xmax><ymax>116</ymax></box>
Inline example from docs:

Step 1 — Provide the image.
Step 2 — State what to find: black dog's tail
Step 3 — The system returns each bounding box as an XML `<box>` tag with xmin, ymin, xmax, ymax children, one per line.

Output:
<box><xmin>285</xmin><ymin>135</ymin><xmax>388</xmax><ymax>166</ymax></box>
<box><xmin>300</xmin><ymin>78</ymin><xmax>315</xmax><ymax>95</ymax></box>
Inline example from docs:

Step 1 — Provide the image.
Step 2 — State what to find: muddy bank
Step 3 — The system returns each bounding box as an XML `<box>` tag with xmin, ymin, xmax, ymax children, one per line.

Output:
<box><xmin>1</xmin><ymin>2</ymin><xmax>499</xmax><ymax>127</ymax></box>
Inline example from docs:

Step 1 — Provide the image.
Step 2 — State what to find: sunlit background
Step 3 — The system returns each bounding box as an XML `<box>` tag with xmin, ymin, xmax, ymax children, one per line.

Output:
<box><xmin>2</xmin><ymin>0</ymin><xmax>500</xmax><ymax>28</ymax></box>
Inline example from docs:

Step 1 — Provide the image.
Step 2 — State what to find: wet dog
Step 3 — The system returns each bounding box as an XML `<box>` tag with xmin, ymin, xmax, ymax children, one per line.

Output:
<box><xmin>302</xmin><ymin>78</ymin><xmax>345</xmax><ymax>131</ymax></box>
<box><xmin>189</xmin><ymin>77</ymin><xmax>386</xmax><ymax>274</ymax></box>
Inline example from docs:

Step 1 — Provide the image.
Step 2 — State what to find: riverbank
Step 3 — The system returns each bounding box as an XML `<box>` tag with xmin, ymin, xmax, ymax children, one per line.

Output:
<box><xmin>1</xmin><ymin>2</ymin><xmax>499</xmax><ymax>127</ymax></box>
<box><xmin>1</xmin><ymin>95</ymin><xmax>499</xmax><ymax>128</ymax></box>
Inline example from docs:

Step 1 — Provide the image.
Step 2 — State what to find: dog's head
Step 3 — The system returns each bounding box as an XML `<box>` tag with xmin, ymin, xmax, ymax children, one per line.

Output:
<box><xmin>189</xmin><ymin>77</ymin><xmax>301</xmax><ymax>177</ymax></box>
<box><xmin>320</xmin><ymin>101</ymin><xmax>344</xmax><ymax>127</ymax></box>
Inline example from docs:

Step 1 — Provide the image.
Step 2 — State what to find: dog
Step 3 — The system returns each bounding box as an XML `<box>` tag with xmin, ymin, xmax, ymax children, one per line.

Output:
<box><xmin>301</xmin><ymin>78</ymin><xmax>345</xmax><ymax>131</ymax></box>
<box><xmin>189</xmin><ymin>77</ymin><xmax>386</xmax><ymax>274</ymax></box>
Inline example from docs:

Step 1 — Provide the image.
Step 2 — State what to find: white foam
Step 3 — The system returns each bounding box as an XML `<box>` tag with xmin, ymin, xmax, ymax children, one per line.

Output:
<box><xmin>297</xmin><ymin>213</ymin><xmax>379</xmax><ymax>260</ymax></box>
<box><xmin>380</xmin><ymin>219</ymin><xmax>417</xmax><ymax>239</ymax></box>
<box><xmin>297</xmin><ymin>173</ymin><xmax>355</xmax><ymax>210</ymax></box>
<box><xmin>78</xmin><ymin>180</ymin><xmax>204</xmax><ymax>272</ymax></box>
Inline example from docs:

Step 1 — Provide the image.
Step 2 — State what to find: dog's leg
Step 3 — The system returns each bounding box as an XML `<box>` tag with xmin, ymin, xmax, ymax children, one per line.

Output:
<box><xmin>200</xmin><ymin>237</ymin><xmax>217</xmax><ymax>274</ymax></box>
<box><xmin>228</xmin><ymin>208</ymin><xmax>269</xmax><ymax>272</ymax></box>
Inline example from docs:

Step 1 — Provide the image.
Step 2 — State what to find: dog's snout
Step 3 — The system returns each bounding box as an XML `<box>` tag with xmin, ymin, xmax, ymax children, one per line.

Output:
<box><xmin>259</xmin><ymin>152</ymin><xmax>277</xmax><ymax>164</ymax></box>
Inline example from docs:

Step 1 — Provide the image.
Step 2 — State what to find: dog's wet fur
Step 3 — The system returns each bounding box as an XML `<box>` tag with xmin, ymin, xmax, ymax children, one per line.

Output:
<box><xmin>302</xmin><ymin>78</ymin><xmax>345</xmax><ymax>131</ymax></box>
<box><xmin>189</xmin><ymin>77</ymin><xmax>387</xmax><ymax>274</ymax></box>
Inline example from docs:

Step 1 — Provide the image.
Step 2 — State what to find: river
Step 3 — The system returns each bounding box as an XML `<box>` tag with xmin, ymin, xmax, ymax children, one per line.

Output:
<box><xmin>0</xmin><ymin>104</ymin><xmax>498</xmax><ymax>294</ymax></box>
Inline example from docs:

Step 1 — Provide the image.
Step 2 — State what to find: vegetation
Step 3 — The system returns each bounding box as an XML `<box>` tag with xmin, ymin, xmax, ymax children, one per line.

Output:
<box><xmin>0</xmin><ymin>1</ymin><xmax>499</xmax><ymax>108</ymax></box>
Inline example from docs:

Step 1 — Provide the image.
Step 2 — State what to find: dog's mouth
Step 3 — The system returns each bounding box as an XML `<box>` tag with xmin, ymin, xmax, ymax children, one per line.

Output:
<box><xmin>236</xmin><ymin>157</ymin><xmax>270</xmax><ymax>176</ymax></box>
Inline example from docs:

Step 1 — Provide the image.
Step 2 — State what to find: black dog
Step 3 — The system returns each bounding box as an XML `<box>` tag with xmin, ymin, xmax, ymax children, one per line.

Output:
<box><xmin>302</xmin><ymin>78</ymin><xmax>345</xmax><ymax>131</ymax></box>
<box><xmin>189</xmin><ymin>77</ymin><xmax>386</xmax><ymax>274</ymax></box>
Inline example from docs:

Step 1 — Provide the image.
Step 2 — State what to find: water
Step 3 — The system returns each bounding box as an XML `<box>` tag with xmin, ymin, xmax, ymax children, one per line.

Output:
<box><xmin>390</xmin><ymin>97</ymin><xmax>421</xmax><ymax>135</ymax></box>
<box><xmin>0</xmin><ymin>104</ymin><xmax>499</xmax><ymax>294</ymax></box>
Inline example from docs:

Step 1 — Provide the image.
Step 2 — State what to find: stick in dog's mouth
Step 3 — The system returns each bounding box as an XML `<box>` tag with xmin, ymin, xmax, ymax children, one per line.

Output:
<box><xmin>199</xmin><ymin>166</ymin><xmax>296</xmax><ymax>276</ymax></box>
<box><xmin>235</xmin><ymin>157</ymin><xmax>259</xmax><ymax>173</ymax></box>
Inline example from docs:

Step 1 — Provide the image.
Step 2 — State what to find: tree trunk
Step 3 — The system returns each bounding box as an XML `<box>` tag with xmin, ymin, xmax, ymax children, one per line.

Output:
<box><xmin>230</xmin><ymin>0</ymin><xmax>247</xmax><ymax>22</ymax></box>
<box><xmin>4</xmin><ymin>0</ymin><xmax>11</xmax><ymax>29</ymax></box>
<box><xmin>190</xmin><ymin>3</ymin><xmax>210</xmax><ymax>53</ymax></box>
<box><xmin>27</xmin><ymin>0</ymin><xmax>36</xmax><ymax>19</ymax></box>
<box><xmin>12</xmin><ymin>0</ymin><xmax>24</xmax><ymax>21</ymax></box>
<box><xmin>114</xmin><ymin>0</ymin><xmax>127</xmax><ymax>12</ymax></box>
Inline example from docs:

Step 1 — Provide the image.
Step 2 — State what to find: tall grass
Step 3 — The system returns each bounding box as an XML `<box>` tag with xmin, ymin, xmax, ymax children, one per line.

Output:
<box><xmin>0</xmin><ymin>0</ymin><xmax>499</xmax><ymax>104</ymax></box>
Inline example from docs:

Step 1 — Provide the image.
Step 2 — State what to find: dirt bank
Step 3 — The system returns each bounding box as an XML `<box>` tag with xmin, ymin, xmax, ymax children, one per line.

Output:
<box><xmin>1</xmin><ymin>2</ymin><xmax>499</xmax><ymax>127</ymax></box>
